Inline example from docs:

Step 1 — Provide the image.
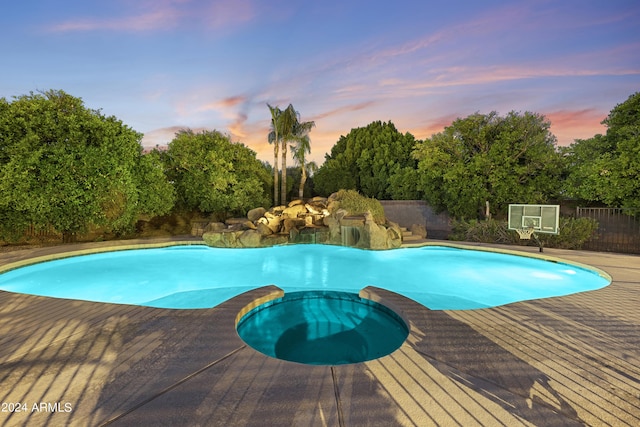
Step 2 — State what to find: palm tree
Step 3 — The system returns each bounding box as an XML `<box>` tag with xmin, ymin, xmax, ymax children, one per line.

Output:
<box><xmin>267</xmin><ymin>104</ymin><xmax>281</xmax><ymax>206</ymax></box>
<box><xmin>267</xmin><ymin>103</ymin><xmax>314</xmax><ymax>205</ymax></box>
<box><xmin>278</xmin><ymin>104</ymin><xmax>297</xmax><ymax>205</ymax></box>
<box><xmin>290</xmin><ymin>129</ymin><xmax>317</xmax><ymax>199</ymax></box>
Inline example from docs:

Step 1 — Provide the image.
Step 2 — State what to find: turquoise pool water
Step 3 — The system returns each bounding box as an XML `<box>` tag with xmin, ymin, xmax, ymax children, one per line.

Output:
<box><xmin>237</xmin><ymin>291</ymin><xmax>409</xmax><ymax>365</ymax></box>
<box><xmin>0</xmin><ymin>244</ymin><xmax>611</xmax><ymax>310</ymax></box>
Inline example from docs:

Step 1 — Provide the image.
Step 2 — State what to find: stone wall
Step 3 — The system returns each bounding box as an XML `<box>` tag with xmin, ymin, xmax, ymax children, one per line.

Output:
<box><xmin>380</xmin><ymin>200</ymin><xmax>451</xmax><ymax>239</ymax></box>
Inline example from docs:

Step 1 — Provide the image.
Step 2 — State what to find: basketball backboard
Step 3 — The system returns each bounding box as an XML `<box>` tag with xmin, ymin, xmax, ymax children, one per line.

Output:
<box><xmin>508</xmin><ymin>204</ymin><xmax>559</xmax><ymax>234</ymax></box>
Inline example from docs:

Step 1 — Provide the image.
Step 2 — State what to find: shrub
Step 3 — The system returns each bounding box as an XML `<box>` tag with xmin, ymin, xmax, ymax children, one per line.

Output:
<box><xmin>331</xmin><ymin>189</ymin><xmax>386</xmax><ymax>224</ymax></box>
<box><xmin>538</xmin><ymin>217</ymin><xmax>599</xmax><ymax>249</ymax></box>
<box><xmin>450</xmin><ymin>219</ymin><xmax>520</xmax><ymax>244</ymax></box>
<box><xmin>450</xmin><ymin>217</ymin><xmax>599</xmax><ymax>249</ymax></box>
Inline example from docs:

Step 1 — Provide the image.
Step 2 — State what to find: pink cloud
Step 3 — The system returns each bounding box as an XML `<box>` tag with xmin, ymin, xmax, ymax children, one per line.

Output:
<box><xmin>204</xmin><ymin>0</ymin><xmax>256</xmax><ymax>30</ymax></box>
<box><xmin>546</xmin><ymin>109</ymin><xmax>608</xmax><ymax>146</ymax></box>
<box><xmin>310</xmin><ymin>101</ymin><xmax>376</xmax><ymax>121</ymax></box>
<box><xmin>48</xmin><ymin>0</ymin><xmax>259</xmax><ymax>33</ymax></box>
<box><xmin>141</xmin><ymin>125</ymin><xmax>211</xmax><ymax>148</ymax></box>
<box><xmin>49</xmin><ymin>3</ymin><xmax>184</xmax><ymax>32</ymax></box>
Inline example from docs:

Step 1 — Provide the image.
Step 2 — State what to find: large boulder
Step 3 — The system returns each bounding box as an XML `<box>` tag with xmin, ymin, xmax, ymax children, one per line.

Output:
<box><xmin>310</xmin><ymin>196</ymin><xmax>328</xmax><ymax>204</ymax></box>
<box><xmin>247</xmin><ymin>207</ymin><xmax>266</xmax><ymax>222</ymax></box>
<box><xmin>283</xmin><ymin>218</ymin><xmax>305</xmax><ymax>234</ymax></box>
<box><xmin>256</xmin><ymin>222</ymin><xmax>273</xmax><ymax>236</ymax></box>
<box><xmin>205</xmin><ymin>222</ymin><xmax>226</xmax><ymax>233</ymax></box>
<box><xmin>203</xmin><ymin>230</ymin><xmax>249</xmax><ymax>247</ymax></box>
<box><xmin>239</xmin><ymin>230</ymin><xmax>262</xmax><ymax>247</ymax></box>
<box><xmin>410</xmin><ymin>223</ymin><xmax>427</xmax><ymax>239</ymax></box>
<box><xmin>322</xmin><ymin>215</ymin><xmax>341</xmax><ymax>244</ymax></box>
<box><xmin>386</xmin><ymin>221</ymin><xmax>403</xmax><ymax>248</ymax></box>
<box><xmin>261</xmin><ymin>234</ymin><xmax>289</xmax><ymax>246</ymax></box>
<box><xmin>202</xmin><ymin>231</ymin><xmax>224</xmax><ymax>247</ymax></box>
<box><xmin>304</xmin><ymin>203</ymin><xmax>321</xmax><ymax>215</ymax></box>
<box><xmin>225</xmin><ymin>217</ymin><xmax>248</xmax><ymax>226</ymax></box>
<box><xmin>364</xmin><ymin>221</ymin><xmax>388</xmax><ymax>249</ymax></box>
<box><xmin>257</xmin><ymin>212</ymin><xmax>281</xmax><ymax>233</ymax></box>
<box><xmin>282</xmin><ymin>204</ymin><xmax>308</xmax><ymax>218</ymax></box>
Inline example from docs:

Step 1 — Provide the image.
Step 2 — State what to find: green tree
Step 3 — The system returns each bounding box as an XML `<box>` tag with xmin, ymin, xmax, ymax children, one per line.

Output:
<box><xmin>135</xmin><ymin>149</ymin><xmax>176</xmax><ymax>219</ymax></box>
<box><xmin>313</xmin><ymin>121</ymin><xmax>418</xmax><ymax>199</ymax></box>
<box><xmin>413</xmin><ymin>111</ymin><xmax>563</xmax><ymax>218</ymax></box>
<box><xmin>163</xmin><ymin>129</ymin><xmax>270</xmax><ymax>215</ymax></box>
<box><xmin>0</xmin><ymin>90</ymin><xmax>173</xmax><ymax>242</ymax></box>
<box><xmin>563</xmin><ymin>92</ymin><xmax>640</xmax><ymax>209</ymax></box>
<box><xmin>267</xmin><ymin>103</ymin><xmax>314</xmax><ymax>205</ymax></box>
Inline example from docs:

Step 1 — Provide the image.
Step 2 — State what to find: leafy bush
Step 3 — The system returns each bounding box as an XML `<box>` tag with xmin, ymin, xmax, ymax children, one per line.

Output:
<box><xmin>450</xmin><ymin>217</ymin><xmax>599</xmax><ymax>249</ymax></box>
<box><xmin>331</xmin><ymin>189</ymin><xmax>386</xmax><ymax>224</ymax></box>
<box><xmin>450</xmin><ymin>219</ymin><xmax>521</xmax><ymax>244</ymax></box>
<box><xmin>538</xmin><ymin>217</ymin><xmax>599</xmax><ymax>249</ymax></box>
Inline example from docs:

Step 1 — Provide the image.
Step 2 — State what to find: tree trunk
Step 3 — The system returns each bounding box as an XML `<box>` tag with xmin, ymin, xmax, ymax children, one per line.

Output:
<box><xmin>280</xmin><ymin>143</ymin><xmax>287</xmax><ymax>205</ymax></box>
<box><xmin>273</xmin><ymin>142</ymin><xmax>279</xmax><ymax>206</ymax></box>
<box><xmin>298</xmin><ymin>162</ymin><xmax>307</xmax><ymax>199</ymax></box>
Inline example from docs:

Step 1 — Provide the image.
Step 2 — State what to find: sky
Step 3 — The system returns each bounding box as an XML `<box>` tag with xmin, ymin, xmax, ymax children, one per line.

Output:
<box><xmin>1</xmin><ymin>0</ymin><xmax>639</xmax><ymax>166</ymax></box>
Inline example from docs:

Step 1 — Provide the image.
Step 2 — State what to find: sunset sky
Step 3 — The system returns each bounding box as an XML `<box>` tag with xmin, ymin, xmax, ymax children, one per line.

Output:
<box><xmin>2</xmin><ymin>0</ymin><xmax>639</xmax><ymax>165</ymax></box>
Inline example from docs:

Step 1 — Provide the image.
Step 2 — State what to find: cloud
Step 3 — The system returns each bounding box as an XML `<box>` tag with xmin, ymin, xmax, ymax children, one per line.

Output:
<box><xmin>195</xmin><ymin>95</ymin><xmax>248</xmax><ymax>113</ymax></box>
<box><xmin>546</xmin><ymin>109</ymin><xmax>608</xmax><ymax>145</ymax></box>
<box><xmin>47</xmin><ymin>0</ymin><xmax>259</xmax><ymax>33</ymax></box>
<box><xmin>141</xmin><ymin>125</ymin><xmax>210</xmax><ymax>147</ymax></box>
<box><xmin>228</xmin><ymin>112</ymin><xmax>249</xmax><ymax>139</ymax></box>
<box><xmin>406</xmin><ymin>114</ymin><xmax>461</xmax><ymax>140</ymax></box>
<box><xmin>204</xmin><ymin>0</ymin><xmax>256</xmax><ymax>30</ymax></box>
<box><xmin>310</xmin><ymin>101</ymin><xmax>376</xmax><ymax>121</ymax></box>
<box><xmin>49</xmin><ymin>2</ymin><xmax>185</xmax><ymax>32</ymax></box>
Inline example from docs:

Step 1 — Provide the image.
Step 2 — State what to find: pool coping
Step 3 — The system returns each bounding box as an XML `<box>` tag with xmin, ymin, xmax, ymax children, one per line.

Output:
<box><xmin>0</xmin><ymin>237</ymin><xmax>638</xmax><ymax>426</ymax></box>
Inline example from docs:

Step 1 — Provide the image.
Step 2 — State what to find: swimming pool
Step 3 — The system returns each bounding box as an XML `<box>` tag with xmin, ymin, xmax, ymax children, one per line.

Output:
<box><xmin>0</xmin><ymin>244</ymin><xmax>611</xmax><ymax>310</ymax></box>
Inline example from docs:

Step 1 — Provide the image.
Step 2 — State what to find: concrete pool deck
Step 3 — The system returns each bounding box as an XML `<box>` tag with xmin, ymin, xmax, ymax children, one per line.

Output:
<box><xmin>0</xmin><ymin>238</ymin><xmax>638</xmax><ymax>426</ymax></box>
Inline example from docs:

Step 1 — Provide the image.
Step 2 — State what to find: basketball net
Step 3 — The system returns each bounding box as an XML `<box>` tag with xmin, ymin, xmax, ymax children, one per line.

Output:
<box><xmin>515</xmin><ymin>227</ymin><xmax>535</xmax><ymax>240</ymax></box>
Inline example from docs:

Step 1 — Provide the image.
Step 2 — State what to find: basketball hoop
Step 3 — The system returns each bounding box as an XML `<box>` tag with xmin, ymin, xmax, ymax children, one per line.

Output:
<box><xmin>515</xmin><ymin>227</ymin><xmax>535</xmax><ymax>240</ymax></box>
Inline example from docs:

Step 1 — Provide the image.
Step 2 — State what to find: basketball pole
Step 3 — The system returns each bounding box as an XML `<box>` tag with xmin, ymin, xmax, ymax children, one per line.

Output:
<box><xmin>532</xmin><ymin>232</ymin><xmax>544</xmax><ymax>252</ymax></box>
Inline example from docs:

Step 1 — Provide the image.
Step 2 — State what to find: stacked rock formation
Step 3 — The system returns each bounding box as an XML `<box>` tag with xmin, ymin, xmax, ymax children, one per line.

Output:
<box><xmin>197</xmin><ymin>195</ymin><xmax>403</xmax><ymax>249</ymax></box>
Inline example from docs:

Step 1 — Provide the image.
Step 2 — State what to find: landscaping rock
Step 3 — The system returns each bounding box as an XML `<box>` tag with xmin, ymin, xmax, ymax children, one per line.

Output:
<box><xmin>340</xmin><ymin>215</ymin><xmax>365</xmax><ymax>227</ymax></box>
<box><xmin>322</xmin><ymin>215</ymin><xmax>341</xmax><ymax>243</ymax></box>
<box><xmin>410</xmin><ymin>223</ymin><xmax>427</xmax><ymax>239</ymax></box>
<box><xmin>311</xmin><ymin>196</ymin><xmax>328</xmax><ymax>204</ymax></box>
<box><xmin>247</xmin><ymin>207</ymin><xmax>266</xmax><ymax>222</ymax></box>
<box><xmin>256</xmin><ymin>222</ymin><xmax>273</xmax><ymax>236</ymax></box>
<box><xmin>260</xmin><ymin>212</ymin><xmax>281</xmax><ymax>233</ymax></box>
<box><xmin>364</xmin><ymin>221</ymin><xmax>388</xmax><ymax>249</ymax></box>
<box><xmin>304</xmin><ymin>203</ymin><xmax>321</xmax><ymax>215</ymax></box>
<box><xmin>190</xmin><ymin>220</ymin><xmax>209</xmax><ymax>236</ymax></box>
<box><xmin>201</xmin><ymin>194</ymin><xmax>403</xmax><ymax>250</ymax></box>
<box><xmin>283</xmin><ymin>218</ymin><xmax>305</xmax><ymax>234</ymax></box>
<box><xmin>239</xmin><ymin>230</ymin><xmax>262</xmax><ymax>247</ymax></box>
<box><xmin>205</xmin><ymin>222</ymin><xmax>226</xmax><ymax>232</ymax></box>
<box><xmin>282</xmin><ymin>204</ymin><xmax>308</xmax><ymax>218</ymax></box>
<box><xmin>262</xmin><ymin>234</ymin><xmax>289</xmax><ymax>246</ymax></box>
<box><xmin>202</xmin><ymin>231</ymin><xmax>224</xmax><ymax>247</ymax></box>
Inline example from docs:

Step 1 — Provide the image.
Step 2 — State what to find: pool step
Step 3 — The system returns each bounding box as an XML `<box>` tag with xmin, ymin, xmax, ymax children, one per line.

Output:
<box><xmin>400</xmin><ymin>227</ymin><xmax>424</xmax><ymax>242</ymax></box>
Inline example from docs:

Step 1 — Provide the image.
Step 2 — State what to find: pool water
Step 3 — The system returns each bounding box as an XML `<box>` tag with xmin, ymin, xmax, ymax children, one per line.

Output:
<box><xmin>236</xmin><ymin>291</ymin><xmax>409</xmax><ymax>365</ymax></box>
<box><xmin>0</xmin><ymin>244</ymin><xmax>611</xmax><ymax>310</ymax></box>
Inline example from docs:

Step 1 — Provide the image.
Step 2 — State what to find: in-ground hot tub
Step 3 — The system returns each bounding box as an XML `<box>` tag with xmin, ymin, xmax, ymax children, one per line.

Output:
<box><xmin>236</xmin><ymin>291</ymin><xmax>409</xmax><ymax>365</ymax></box>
